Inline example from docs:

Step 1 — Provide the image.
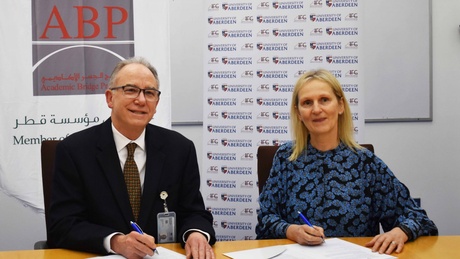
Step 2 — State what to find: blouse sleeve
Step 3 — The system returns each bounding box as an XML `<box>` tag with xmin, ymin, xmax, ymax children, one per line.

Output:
<box><xmin>370</xmin><ymin>156</ymin><xmax>438</xmax><ymax>240</ymax></box>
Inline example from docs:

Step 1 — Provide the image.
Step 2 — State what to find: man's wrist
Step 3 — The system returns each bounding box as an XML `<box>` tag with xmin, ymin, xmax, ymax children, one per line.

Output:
<box><xmin>183</xmin><ymin>229</ymin><xmax>210</xmax><ymax>243</ymax></box>
<box><xmin>104</xmin><ymin>232</ymin><xmax>123</xmax><ymax>254</ymax></box>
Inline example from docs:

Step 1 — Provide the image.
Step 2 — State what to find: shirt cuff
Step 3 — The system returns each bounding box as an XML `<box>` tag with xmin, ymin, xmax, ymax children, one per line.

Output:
<box><xmin>182</xmin><ymin>229</ymin><xmax>211</xmax><ymax>243</ymax></box>
<box><xmin>104</xmin><ymin>232</ymin><xmax>123</xmax><ymax>254</ymax></box>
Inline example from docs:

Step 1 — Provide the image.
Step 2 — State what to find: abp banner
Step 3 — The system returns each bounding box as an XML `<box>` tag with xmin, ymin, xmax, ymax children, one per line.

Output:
<box><xmin>0</xmin><ymin>0</ymin><xmax>171</xmax><ymax>212</ymax></box>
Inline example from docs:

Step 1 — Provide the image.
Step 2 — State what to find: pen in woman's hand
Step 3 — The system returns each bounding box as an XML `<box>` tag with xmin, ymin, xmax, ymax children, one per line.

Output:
<box><xmin>297</xmin><ymin>211</ymin><xmax>325</xmax><ymax>243</ymax></box>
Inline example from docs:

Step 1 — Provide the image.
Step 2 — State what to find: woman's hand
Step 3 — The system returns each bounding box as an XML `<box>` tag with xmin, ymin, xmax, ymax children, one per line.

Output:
<box><xmin>286</xmin><ymin>224</ymin><xmax>325</xmax><ymax>246</ymax></box>
<box><xmin>365</xmin><ymin>227</ymin><xmax>409</xmax><ymax>254</ymax></box>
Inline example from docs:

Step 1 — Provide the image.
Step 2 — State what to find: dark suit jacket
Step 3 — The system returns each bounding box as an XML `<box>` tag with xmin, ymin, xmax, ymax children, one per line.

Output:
<box><xmin>47</xmin><ymin>118</ymin><xmax>215</xmax><ymax>254</ymax></box>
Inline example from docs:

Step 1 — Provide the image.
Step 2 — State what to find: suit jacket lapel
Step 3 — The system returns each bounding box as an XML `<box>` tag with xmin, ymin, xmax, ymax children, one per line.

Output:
<box><xmin>96</xmin><ymin>119</ymin><xmax>135</xmax><ymax>223</ymax></box>
<box><xmin>138</xmin><ymin>124</ymin><xmax>166</xmax><ymax>225</ymax></box>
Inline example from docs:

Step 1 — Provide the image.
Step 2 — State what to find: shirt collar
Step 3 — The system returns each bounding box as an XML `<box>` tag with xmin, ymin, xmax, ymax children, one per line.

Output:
<box><xmin>112</xmin><ymin>124</ymin><xmax>146</xmax><ymax>152</ymax></box>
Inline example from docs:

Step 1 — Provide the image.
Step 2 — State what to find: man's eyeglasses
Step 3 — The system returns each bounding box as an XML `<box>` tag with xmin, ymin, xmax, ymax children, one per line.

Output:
<box><xmin>110</xmin><ymin>85</ymin><xmax>161</xmax><ymax>102</ymax></box>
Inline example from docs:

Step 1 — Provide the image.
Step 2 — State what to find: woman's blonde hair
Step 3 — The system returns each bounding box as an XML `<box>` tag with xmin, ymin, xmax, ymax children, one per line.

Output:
<box><xmin>289</xmin><ymin>69</ymin><xmax>360</xmax><ymax>161</ymax></box>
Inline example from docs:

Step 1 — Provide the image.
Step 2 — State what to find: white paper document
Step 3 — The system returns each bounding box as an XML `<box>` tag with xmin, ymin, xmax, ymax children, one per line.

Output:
<box><xmin>223</xmin><ymin>238</ymin><xmax>396</xmax><ymax>259</ymax></box>
<box><xmin>222</xmin><ymin>245</ymin><xmax>287</xmax><ymax>259</ymax></box>
<box><xmin>87</xmin><ymin>246</ymin><xmax>186</xmax><ymax>259</ymax></box>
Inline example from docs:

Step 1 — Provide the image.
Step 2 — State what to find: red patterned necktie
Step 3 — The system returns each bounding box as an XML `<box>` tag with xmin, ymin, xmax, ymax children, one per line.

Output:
<box><xmin>124</xmin><ymin>143</ymin><xmax>141</xmax><ymax>220</ymax></box>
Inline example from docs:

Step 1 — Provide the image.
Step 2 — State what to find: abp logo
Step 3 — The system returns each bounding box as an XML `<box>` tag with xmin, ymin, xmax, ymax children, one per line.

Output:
<box><xmin>32</xmin><ymin>0</ymin><xmax>134</xmax><ymax>96</ymax></box>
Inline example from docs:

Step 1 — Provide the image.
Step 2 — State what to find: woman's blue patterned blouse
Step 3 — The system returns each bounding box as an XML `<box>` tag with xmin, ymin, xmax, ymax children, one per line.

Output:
<box><xmin>256</xmin><ymin>142</ymin><xmax>438</xmax><ymax>240</ymax></box>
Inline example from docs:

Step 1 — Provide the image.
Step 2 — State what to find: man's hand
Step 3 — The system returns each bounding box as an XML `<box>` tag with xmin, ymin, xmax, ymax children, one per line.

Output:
<box><xmin>365</xmin><ymin>227</ymin><xmax>409</xmax><ymax>254</ymax></box>
<box><xmin>111</xmin><ymin>232</ymin><xmax>157</xmax><ymax>259</ymax></box>
<box><xmin>184</xmin><ymin>232</ymin><xmax>215</xmax><ymax>259</ymax></box>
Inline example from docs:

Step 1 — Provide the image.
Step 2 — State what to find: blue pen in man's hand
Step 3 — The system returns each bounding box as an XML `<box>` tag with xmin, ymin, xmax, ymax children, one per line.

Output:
<box><xmin>130</xmin><ymin>221</ymin><xmax>159</xmax><ymax>254</ymax></box>
<box><xmin>297</xmin><ymin>211</ymin><xmax>325</xmax><ymax>243</ymax></box>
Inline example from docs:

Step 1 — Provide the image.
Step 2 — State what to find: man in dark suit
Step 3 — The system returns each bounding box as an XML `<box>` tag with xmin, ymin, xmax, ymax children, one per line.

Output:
<box><xmin>48</xmin><ymin>57</ymin><xmax>216</xmax><ymax>259</ymax></box>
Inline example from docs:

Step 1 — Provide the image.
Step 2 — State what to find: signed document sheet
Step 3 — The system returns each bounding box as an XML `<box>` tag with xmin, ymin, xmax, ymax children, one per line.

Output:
<box><xmin>223</xmin><ymin>238</ymin><xmax>396</xmax><ymax>259</ymax></box>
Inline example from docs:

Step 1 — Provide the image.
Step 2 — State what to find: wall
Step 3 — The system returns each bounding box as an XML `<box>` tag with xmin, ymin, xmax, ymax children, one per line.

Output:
<box><xmin>1</xmin><ymin>0</ymin><xmax>459</xmax><ymax>251</ymax></box>
<box><xmin>364</xmin><ymin>0</ymin><xmax>460</xmax><ymax>234</ymax></box>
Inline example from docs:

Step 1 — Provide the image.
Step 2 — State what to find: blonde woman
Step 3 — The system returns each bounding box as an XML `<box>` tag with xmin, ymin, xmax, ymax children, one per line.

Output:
<box><xmin>256</xmin><ymin>69</ymin><xmax>437</xmax><ymax>255</ymax></box>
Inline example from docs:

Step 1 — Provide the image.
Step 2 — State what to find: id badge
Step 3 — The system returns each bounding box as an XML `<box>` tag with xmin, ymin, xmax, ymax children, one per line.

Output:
<box><xmin>157</xmin><ymin>211</ymin><xmax>176</xmax><ymax>243</ymax></box>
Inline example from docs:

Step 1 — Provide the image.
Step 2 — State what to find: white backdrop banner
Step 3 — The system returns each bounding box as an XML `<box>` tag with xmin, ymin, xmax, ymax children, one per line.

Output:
<box><xmin>0</xmin><ymin>0</ymin><xmax>171</xmax><ymax>212</ymax></box>
<box><xmin>202</xmin><ymin>0</ymin><xmax>364</xmax><ymax>241</ymax></box>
